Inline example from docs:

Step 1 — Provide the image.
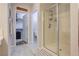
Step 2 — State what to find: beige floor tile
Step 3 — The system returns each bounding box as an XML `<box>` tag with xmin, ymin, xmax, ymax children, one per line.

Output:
<box><xmin>11</xmin><ymin>44</ymin><xmax>34</xmax><ymax>56</ymax></box>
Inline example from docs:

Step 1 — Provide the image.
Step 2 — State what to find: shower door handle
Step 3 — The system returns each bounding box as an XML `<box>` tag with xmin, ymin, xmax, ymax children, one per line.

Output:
<box><xmin>59</xmin><ymin>49</ymin><xmax>62</xmax><ymax>51</ymax></box>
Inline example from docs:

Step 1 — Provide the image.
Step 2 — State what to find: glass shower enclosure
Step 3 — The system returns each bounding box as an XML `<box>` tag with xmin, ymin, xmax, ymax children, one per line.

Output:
<box><xmin>43</xmin><ymin>3</ymin><xmax>70</xmax><ymax>56</ymax></box>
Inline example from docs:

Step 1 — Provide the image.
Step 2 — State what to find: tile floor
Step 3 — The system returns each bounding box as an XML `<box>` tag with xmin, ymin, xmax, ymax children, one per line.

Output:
<box><xmin>11</xmin><ymin>44</ymin><xmax>35</xmax><ymax>56</ymax></box>
<box><xmin>11</xmin><ymin>44</ymin><xmax>54</xmax><ymax>56</ymax></box>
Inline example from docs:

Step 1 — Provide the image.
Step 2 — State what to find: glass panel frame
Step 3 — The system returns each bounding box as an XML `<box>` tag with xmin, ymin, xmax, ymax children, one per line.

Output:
<box><xmin>43</xmin><ymin>4</ymin><xmax>59</xmax><ymax>55</ymax></box>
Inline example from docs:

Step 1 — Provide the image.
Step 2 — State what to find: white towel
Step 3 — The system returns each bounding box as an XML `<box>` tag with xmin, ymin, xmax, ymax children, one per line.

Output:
<box><xmin>0</xmin><ymin>28</ymin><xmax>3</xmax><ymax>45</ymax></box>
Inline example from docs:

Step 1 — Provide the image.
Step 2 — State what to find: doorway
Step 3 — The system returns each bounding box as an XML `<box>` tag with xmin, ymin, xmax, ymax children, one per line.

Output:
<box><xmin>8</xmin><ymin>3</ymin><xmax>40</xmax><ymax>56</ymax></box>
<box><xmin>10</xmin><ymin>6</ymin><xmax>31</xmax><ymax>55</ymax></box>
<box><xmin>15</xmin><ymin>7</ymin><xmax>28</xmax><ymax>45</ymax></box>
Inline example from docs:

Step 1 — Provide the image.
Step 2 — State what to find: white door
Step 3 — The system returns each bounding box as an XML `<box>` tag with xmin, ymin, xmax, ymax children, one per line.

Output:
<box><xmin>31</xmin><ymin>11</ymin><xmax>38</xmax><ymax>48</ymax></box>
<box><xmin>23</xmin><ymin>14</ymin><xmax>28</xmax><ymax>43</ymax></box>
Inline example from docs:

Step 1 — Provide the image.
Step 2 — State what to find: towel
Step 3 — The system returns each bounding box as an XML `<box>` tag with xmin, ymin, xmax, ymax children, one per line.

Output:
<box><xmin>0</xmin><ymin>27</ymin><xmax>3</xmax><ymax>45</ymax></box>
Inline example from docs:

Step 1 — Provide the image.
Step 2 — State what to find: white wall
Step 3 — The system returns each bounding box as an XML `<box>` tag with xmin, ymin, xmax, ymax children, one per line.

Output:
<box><xmin>0</xmin><ymin>3</ymin><xmax>9</xmax><ymax>55</ymax></box>
<box><xmin>70</xmin><ymin>4</ymin><xmax>79</xmax><ymax>56</ymax></box>
<box><xmin>16</xmin><ymin>19</ymin><xmax>23</xmax><ymax>29</ymax></box>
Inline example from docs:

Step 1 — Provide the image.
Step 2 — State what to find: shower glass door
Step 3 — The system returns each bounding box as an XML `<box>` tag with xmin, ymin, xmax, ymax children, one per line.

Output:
<box><xmin>43</xmin><ymin>3</ymin><xmax>70</xmax><ymax>56</ymax></box>
<box><xmin>43</xmin><ymin>4</ymin><xmax>59</xmax><ymax>55</ymax></box>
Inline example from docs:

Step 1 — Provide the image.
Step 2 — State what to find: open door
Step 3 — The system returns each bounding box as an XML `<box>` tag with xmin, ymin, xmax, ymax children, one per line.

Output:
<box><xmin>31</xmin><ymin>11</ymin><xmax>38</xmax><ymax>48</ymax></box>
<box><xmin>23</xmin><ymin>14</ymin><xmax>28</xmax><ymax>43</ymax></box>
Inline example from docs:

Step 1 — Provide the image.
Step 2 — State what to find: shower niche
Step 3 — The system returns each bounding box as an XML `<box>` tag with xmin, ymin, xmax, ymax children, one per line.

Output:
<box><xmin>43</xmin><ymin>4</ymin><xmax>70</xmax><ymax>56</ymax></box>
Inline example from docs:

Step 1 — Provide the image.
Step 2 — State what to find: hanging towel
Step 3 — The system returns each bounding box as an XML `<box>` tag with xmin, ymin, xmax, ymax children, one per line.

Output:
<box><xmin>0</xmin><ymin>27</ymin><xmax>3</xmax><ymax>45</ymax></box>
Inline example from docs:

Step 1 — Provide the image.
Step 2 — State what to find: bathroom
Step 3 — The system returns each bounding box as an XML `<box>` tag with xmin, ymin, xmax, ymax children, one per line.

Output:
<box><xmin>0</xmin><ymin>3</ymin><xmax>79</xmax><ymax>56</ymax></box>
